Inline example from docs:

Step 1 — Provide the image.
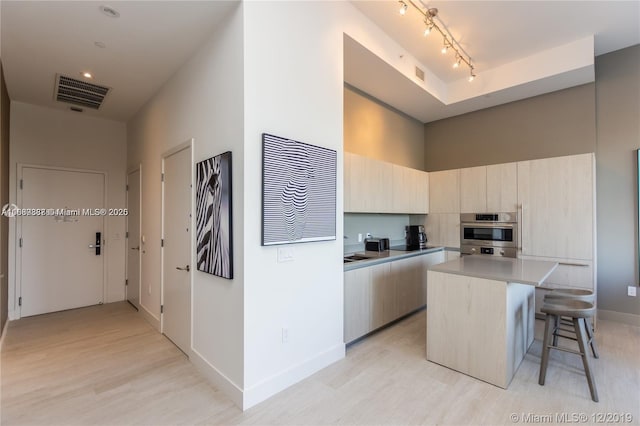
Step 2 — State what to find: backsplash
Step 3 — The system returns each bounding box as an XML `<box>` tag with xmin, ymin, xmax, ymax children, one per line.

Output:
<box><xmin>344</xmin><ymin>213</ymin><xmax>410</xmax><ymax>253</ymax></box>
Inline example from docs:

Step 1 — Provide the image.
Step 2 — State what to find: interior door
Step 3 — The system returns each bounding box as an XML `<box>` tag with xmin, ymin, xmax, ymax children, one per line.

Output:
<box><xmin>19</xmin><ymin>167</ymin><xmax>105</xmax><ymax>317</ymax></box>
<box><xmin>126</xmin><ymin>169</ymin><xmax>141</xmax><ymax>310</ymax></box>
<box><xmin>162</xmin><ymin>146</ymin><xmax>192</xmax><ymax>355</ymax></box>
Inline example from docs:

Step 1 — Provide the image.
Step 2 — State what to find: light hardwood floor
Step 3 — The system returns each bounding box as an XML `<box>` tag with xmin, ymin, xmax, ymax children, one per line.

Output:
<box><xmin>1</xmin><ymin>302</ymin><xmax>639</xmax><ymax>425</ymax></box>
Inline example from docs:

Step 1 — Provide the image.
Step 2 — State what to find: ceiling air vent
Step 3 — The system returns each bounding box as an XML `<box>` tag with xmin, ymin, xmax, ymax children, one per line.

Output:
<box><xmin>54</xmin><ymin>74</ymin><xmax>110</xmax><ymax>110</ymax></box>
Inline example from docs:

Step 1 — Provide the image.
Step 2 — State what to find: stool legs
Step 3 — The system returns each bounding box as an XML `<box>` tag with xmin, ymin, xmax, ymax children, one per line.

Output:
<box><xmin>585</xmin><ymin>318</ymin><xmax>599</xmax><ymax>358</ymax></box>
<box><xmin>575</xmin><ymin>317</ymin><xmax>599</xmax><ymax>402</ymax></box>
<box><xmin>538</xmin><ymin>313</ymin><xmax>554</xmax><ymax>386</ymax></box>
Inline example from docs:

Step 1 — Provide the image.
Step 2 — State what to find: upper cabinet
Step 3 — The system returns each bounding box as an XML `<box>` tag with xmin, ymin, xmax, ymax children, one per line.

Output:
<box><xmin>517</xmin><ymin>153</ymin><xmax>595</xmax><ymax>260</ymax></box>
<box><xmin>344</xmin><ymin>152</ymin><xmax>429</xmax><ymax>214</ymax></box>
<box><xmin>486</xmin><ymin>163</ymin><xmax>518</xmax><ymax>212</ymax></box>
<box><xmin>459</xmin><ymin>163</ymin><xmax>517</xmax><ymax>213</ymax></box>
<box><xmin>429</xmin><ymin>169</ymin><xmax>460</xmax><ymax>213</ymax></box>
<box><xmin>460</xmin><ymin>166</ymin><xmax>487</xmax><ymax>213</ymax></box>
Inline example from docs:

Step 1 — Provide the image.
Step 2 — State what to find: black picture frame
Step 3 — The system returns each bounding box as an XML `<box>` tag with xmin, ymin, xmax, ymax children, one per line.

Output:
<box><xmin>196</xmin><ymin>151</ymin><xmax>233</xmax><ymax>279</ymax></box>
<box><xmin>261</xmin><ymin>133</ymin><xmax>337</xmax><ymax>246</ymax></box>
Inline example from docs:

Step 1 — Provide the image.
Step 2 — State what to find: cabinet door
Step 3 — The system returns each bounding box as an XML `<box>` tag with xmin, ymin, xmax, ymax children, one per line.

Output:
<box><xmin>344</xmin><ymin>267</ymin><xmax>372</xmax><ymax>343</ymax></box>
<box><xmin>420</xmin><ymin>171</ymin><xmax>430</xmax><ymax>213</ymax></box>
<box><xmin>421</xmin><ymin>251</ymin><xmax>446</xmax><ymax>306</ymax></box>
<box><xmin>344</xmin><ymin>153</ymin><xmax>352</xmax><ymax>212</ymax></box>
<box><xmin>369</xmin><ymin>158</ymin><xmax>393</xmax><ymax>212</ymax></box>
<box><xmin>486</xmin><ymin>162</ymin><xmax>517</xmax><ymax>212</ymax></box>
<box><xmin>393</xmin><ymin>256</ymin><xmax>424</xmax><ymax>317</ymax></box>
<box><xmin>429</xmin><ymin>169</ymin><xmax>460</xmax><ymax>213</ymax></box>
<box><xmin>460</xmin><ymin>166</ymin><xmax>487</xmax><ymax>213</ymax></box>
<box><xmin>518</xmin><ymin>153</ymin><xmax>594</xmax><ymax>260</ymax></box>
<box><xmin>370</xmin><ymin>263</ymin><xmax>395</xmax><ymax>329</ymax></box>
<box><xmin>392</xmin><ymin>165</ymin><xmax>412</xmax><ymax>213</ymax></box>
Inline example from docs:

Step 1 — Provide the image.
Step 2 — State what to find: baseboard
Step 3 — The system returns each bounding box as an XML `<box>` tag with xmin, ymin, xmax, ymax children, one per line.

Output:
<box><xmin>138</xmin><ymin>303</ymin><xmax>161</xmax><ymax>332</ymax></box>
<box><xmin>242</xmin><ymin>343</ymin><xmax>345</xmax><ymax>410</ymax></box>
<box><xmin>0</xmin><ymin>319</ymin><xmax>9</xmax><ymax>351</ymax></box>
<box><xmin>190</xmin><ymin>348</ymin><xmax>244</xmax><ymax>408</ymax></box>
<box><xmin>598</xmin><ymin>309</ymin><xmax>640</xmax><ymax>327</ymax></box>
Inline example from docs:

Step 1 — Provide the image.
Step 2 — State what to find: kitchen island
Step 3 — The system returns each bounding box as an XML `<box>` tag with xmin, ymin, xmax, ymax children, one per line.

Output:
<box><xmin>426</xmin><ymin>256</ymin><xmax>558</xmax><ymax>389</ymax></box>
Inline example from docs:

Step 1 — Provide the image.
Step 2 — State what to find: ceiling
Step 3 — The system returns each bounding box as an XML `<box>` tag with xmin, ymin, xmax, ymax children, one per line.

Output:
<box><xmin>348</xmin><ymin>0</ymin><xmax>639</xmax><ymax>122</ymax></box>
<box><xmin>1</xmin><ymin>1</ymin><xmax>237</xmax><ymax>121</ymax></box>
<box><xmin>0</xmin><ymin>1</ymin><xmax>638</xmax><ymax>124</ymax></box>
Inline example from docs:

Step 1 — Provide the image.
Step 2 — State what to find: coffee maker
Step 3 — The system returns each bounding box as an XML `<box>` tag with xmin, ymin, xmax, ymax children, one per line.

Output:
<box><xmin>406</xmin><ymin>225</ymin><xmax>427</xmax><ymax>249</ymax></box>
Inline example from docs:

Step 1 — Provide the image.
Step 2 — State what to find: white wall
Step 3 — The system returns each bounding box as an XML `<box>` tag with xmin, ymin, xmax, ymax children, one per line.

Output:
<box><xmin>126</xmin><ymin>3</ymin><xmax>245</xmax><ymax>403</ymax></box>
<box><xmin>8</xmin><ymin>101</ymin><xmax>127</xmax><ymax>318</ymax></box>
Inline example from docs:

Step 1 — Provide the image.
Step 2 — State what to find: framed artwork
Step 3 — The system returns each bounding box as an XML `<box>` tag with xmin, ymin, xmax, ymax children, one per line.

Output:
<box><xmin>262</xmin><ymin>133</ymin><xmax>337</xmax><ymax>245</ymax></box>
<box><xmin>196</xmin><ymin>151</ymin><xmax>233</xmax><ymax>279</ymax></box>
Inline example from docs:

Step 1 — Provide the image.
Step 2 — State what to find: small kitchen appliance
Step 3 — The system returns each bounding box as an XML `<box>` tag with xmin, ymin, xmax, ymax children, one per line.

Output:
<box><xmin>365</xmin><ymin>237</ymin><xmax>390</xmax><ymax>252</ymax></box>
<box><xmin>406</xmin><ymin>225</ymin><xmax>427</xmax><ymax>250</ymax></box>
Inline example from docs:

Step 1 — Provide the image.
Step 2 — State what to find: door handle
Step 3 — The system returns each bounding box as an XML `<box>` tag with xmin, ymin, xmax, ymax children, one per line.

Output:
<box><xmin>131</xmin><ymin>246</ymin><xmax>140</xmax><ymax>250</ymax></box>
<box><xmin>176</xmin><ymin>265</ymin><xmax>190</xmax><ymax>272</ymax></box>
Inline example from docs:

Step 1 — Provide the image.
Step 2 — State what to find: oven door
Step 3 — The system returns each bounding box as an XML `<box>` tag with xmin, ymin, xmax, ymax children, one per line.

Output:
<box><xmin>460</xmin><ymin>222</ymin><xmax>517</xmax><ymax>248</ymax></box>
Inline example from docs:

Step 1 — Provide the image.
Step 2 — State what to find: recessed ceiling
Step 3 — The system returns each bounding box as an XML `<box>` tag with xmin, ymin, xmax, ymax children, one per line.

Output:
<box><xmin>1</xmin><ymin>1</ymin><xmax>238</xmax><ymax>122</ymax></box>
<box><xmin>347</xmin><ymin>1</ymin><xmax>639</xmax><ymax>122</ymax></box>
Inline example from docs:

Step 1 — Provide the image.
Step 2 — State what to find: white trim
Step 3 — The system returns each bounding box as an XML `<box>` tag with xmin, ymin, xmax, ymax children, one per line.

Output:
<box><xmin>190</xmin><ymin>348</ymin><xmax>244</xmax><ymax>408</ymax></box>
<box><xmin>242</xmin><ymin>343</ymin><xmax>345</xmax><ymax>410</ymax></box>
<box><xmin>14</xmin><ymin>163</ymin><xmax>107</xmax><ymax>319</ymax></box>
<box><xmin>125</xmin><ymin>166</ymin><xmax>142</xmax><ymax>309</ymax></box>
<box><xmin>0</xmin><ymin>318</ymin><xmax>10</xmax><ymax>351</ymax></box>
<box><xmin>597</xmin><ymin>309</ymin><xmax>640</xmax><ymax>327</ymax></box>
<box><xmin>138</xmin><ymin>302</ymin><xmax>161</xmax><ymax>332</ymax></box>
<box><xmin>160</xmin><ymin>139</ymin><xmax>194</xmax><ymax>348</ymax></box>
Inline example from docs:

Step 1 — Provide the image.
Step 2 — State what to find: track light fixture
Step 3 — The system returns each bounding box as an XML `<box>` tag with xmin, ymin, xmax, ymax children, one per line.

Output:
<box><xmin>397</xmin><ymin>1</ymin><xmax>476</xmax><ymax>82</ymax></box>
<box><xmin>399</xmin><ymin>1</ymin><xmax>408</xmax><ymax>16</ymax></box>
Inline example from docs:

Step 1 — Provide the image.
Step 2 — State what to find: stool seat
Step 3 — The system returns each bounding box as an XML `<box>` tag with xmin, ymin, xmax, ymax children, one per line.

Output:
<box><xmin>541</xmin><ymin>299</ymin><xmax>595</xmax><ymax>318</ymax></box>
<box><xmin>545</xmin><ymin>288</ymin><xmax>594</xmax><ymax>303</ymax></box>
<box><xmin>538</xmin><ymin>299</ymin><xmax>598</xmax><ymax>402</ymax></box>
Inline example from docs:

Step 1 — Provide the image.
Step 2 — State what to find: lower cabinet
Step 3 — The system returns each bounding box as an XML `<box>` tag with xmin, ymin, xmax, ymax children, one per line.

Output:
<box><xmin>344</xmin><ymin>251</ymin><xmax>445</xmax><ymax>344</ymax></box>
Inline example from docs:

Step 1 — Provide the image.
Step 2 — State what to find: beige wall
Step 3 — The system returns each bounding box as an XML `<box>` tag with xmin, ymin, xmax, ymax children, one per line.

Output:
<box><xmin>595</xmin><ymin>45</ymin><xmax>640</xmax><ymax>317</ymax></box>
<box><xmin>424</xmin><ymin>83</ymin><xmax>597</xmax><ymax>171</ymax></box>
<box><xmin>0</xmin><ymin>63</ymin><xmax>9</xmax><ymax>334</ymax></box>
<box><xmin>344</xmin><ymin>85</ymin><xmax>425</xmax><ymax>170</ymax></box>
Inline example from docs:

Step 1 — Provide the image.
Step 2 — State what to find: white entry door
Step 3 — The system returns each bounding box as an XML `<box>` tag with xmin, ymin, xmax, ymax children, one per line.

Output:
<box><xmin>126</xmin><ymin>168</ymin><xmax>141</xmax><ymax>310</ymax></box>
<box><xmin>19</xmin><ymin>167</ymin><xmax>105</xmax><ymax>317</ymax></box>
<box><xmin>162</xmin><ymin>145</ymin><xmax>192</xmax><ymax>354</ymax></box>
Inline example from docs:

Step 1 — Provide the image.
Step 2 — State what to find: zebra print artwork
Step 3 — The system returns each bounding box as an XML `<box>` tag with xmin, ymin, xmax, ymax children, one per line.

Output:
<box><xmin>196</xmin><ymin>151</ymin><xmax>233</xmax><ymax>279</ymax></box>
<box><xmin>262</xmin><ymin>134</ymin><xmax>336</xmax><ymax>245</ymax></box>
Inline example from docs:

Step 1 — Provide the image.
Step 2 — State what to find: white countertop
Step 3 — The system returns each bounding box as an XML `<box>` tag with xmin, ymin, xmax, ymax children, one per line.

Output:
<box><xmin>428</xmin><ymin>256</ymin><xmax>558</xmax><ymax>286</ymax></box>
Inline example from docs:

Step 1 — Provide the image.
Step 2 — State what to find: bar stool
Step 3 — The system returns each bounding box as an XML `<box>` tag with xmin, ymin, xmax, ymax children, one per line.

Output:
<box><xmin>538</xmin><ymin>299</ymin><xmax>598</xmax><ymax>402</ymax></box>
<box><xmin>544</xmin><ymin>289</ymin><xmax>599</xmax><ymax>358</ymax></box>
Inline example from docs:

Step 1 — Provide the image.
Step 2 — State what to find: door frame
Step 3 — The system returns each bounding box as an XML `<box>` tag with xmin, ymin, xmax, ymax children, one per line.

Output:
<box><xmin>160</xmin><ymin>139</ymin><xmax>194</xmax><ymax>352</ymax></box>
<box><xmin>126</xmin><ymin>165</ymin><xmax>142</xmax><ymax>310</ymax></box>
<box><xmin>15</xmin><ymin>163</ymin><xmax>108</xmax><ymax>319</ymax></box>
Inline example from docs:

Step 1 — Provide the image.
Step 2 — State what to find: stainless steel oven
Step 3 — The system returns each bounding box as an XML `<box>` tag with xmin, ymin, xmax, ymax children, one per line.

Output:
<box><xmin>460</xmin><ymin>212</ymin><xmax>517</xmax><ymax>258</ymax></box>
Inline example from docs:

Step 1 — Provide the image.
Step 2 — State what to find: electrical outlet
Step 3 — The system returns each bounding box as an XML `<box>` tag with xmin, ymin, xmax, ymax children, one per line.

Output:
<box><xmin>358</xmin><ymin>233</ymin><xmax>363</xmax><ymax>243</ymax></box>
<box><xmin>628</xmin><ymin>286</ymin><xmax>637</xmax><ymax>297</ymax></box>
<box><xmin>281</xmin><ymin>327</ymin><xmax>289</xmax><ymax>344</ymax></box>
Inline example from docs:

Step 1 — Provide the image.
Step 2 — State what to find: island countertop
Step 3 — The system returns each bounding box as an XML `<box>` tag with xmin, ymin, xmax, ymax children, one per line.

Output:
<box><xmin>428</xmin><ymin>255</ymin><xmax>558</xmax><ymax>286</ymax></box>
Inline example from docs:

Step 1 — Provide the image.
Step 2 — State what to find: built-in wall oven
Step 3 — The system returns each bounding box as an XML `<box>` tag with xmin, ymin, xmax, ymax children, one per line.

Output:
<box><xmin>460</xmin><ymin>212</ymin><xmax>518</xmax><ymax>258</ymax></box>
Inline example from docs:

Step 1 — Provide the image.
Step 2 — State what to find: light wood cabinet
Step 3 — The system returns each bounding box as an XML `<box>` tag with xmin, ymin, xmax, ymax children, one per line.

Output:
<box><xmin>460</xmin><ymin>166</ymin><xmax>487</xmax><ymax>213</ymax></box>
<box><xmin>517</xmin><ymin>153</ymin><xmax>594</xmax><ymax>260</ymax></box>
<box><xmin>344</xmin><ymin>251</ymin><xmax>445</xmax><ymax>344</ymax></box>
<box><xmin>459</xmin><ymin>163</ymin><xmax>517</xmax><ymax>213</ymax></box>
<box><xmin>429</xmin><ymin>169</ymin><xmax>460</xmax><ymax>213</ymax></box>
<box><xmin>424</xmin><ymin>213</ymin><xmax>460</xmax><ymax>248</ymax></box>
<box><xmin>486</xmin><ymin>162</ymin><xmax>518</xmax><ymax>212</ymax></box>
<box><xmin>344</xmin><ymin>152</ymin><xmax>429</xmax><ymax>214</ymax></box>
<box><xmin>370</xmin><ymin>263</ymin><xmax>394</xmax><ymax>329</ymax></box>
<box><xmin>344</xmin><ymin>267</ymin><xmax>371</xmax><ymax>343</ymax></box>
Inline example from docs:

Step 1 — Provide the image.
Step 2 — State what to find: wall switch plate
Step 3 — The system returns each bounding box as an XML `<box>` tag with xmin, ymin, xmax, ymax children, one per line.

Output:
<box><xmin>358</xmin><ymin>233</ymin><xmax>363</xmax><ymax>243</ymax></box>
<box><xmin>628</xmin><ymin>286</ymin><xmax>637</xmax><ymax>297</ymax></box>
<box><xmin>277</xmin><ymin>247</ymin><xmax>294</xmax><ymax>263</ymax></box>
<box><xmin>281</xmin><ymin>327</ymin><xmax>289</xmax><ymax>343</ymax></box>
<box><xmin>148</xmin><ymin>285</ymin><xmax>151</xmax><ymax>296</ymax></box>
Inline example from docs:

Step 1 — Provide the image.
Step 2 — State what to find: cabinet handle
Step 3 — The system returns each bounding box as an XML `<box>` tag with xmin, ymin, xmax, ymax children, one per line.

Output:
<box><xmin>518</xmin><ymin>204</ymin><xmax>525</xmax><ymax>252</ymax></box>
<box><xmin>558</xmin><ymin>262</ymin><xmax>590</xmax><ymax>267</ymax></box>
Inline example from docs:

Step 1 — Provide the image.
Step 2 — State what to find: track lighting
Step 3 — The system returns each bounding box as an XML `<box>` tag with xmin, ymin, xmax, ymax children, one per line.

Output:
<box><xmin>399</xmin><ymin>1</ymin><xmax>408</xmax><ymax>15</ymax></box>
<box><xmin>394</xmin><ymin>1</ymin><xmax>477</xmax><ymax>82</ymax></box>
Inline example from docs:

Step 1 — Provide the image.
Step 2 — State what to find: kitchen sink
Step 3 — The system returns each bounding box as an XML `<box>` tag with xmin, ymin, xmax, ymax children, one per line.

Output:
<box><xmin>344</xmin><ymin>254</ymin><xmax>373</xmax><ymax>262</ymax></box>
